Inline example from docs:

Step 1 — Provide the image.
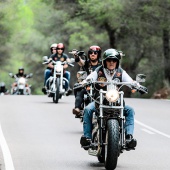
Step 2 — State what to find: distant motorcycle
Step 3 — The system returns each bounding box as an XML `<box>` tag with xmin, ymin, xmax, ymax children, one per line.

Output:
<box><xmin>0</xmin><ymin>82</ymin><xmax>9</xmax><ymax>95</ymax></box>
<box><xmin>76</xmin><ymin>74</ymin><xmax>148</xmax><ymax>170</ymax></box>
<box><xmin>43</xmin><ymin>57</ymin><xmax>74</xmax><ymax>103</ymax></box>
<box><xmin>9</xmin><ymin>73</ymin><xmax>33</xmax><ymax>95</ymax></box>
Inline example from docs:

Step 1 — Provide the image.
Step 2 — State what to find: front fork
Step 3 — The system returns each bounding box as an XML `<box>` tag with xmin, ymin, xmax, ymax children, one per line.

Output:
<box><xmin>98</xmin><ymin>90</ymin><xmax>125</xmax><ymax>149</ymax></box>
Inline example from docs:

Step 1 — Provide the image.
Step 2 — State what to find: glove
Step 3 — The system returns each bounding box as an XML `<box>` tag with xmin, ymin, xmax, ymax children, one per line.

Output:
<box><xmin>73</xmin><ymin>82</ymin><xmax>83</xmax><ymax>90</ymax></box>
<box><xmin>138</xmin><ymin>85</ymin><xmax>148</xmax><ymax>94</ymax></box>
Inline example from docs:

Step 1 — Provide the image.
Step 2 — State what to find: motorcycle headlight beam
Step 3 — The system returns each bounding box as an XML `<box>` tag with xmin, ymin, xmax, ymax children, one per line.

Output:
<box><xmin>106</xmin><ymin>89</ymin><xmax>119</xmax><ymax>102</ymax></box>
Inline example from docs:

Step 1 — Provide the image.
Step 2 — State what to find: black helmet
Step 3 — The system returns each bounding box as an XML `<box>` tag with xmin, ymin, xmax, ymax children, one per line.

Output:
<box><xmin>102</xmin><ymin>49</ymin><xmax>121</xmax><ymax>69</ymax></box>
<box><xmin>18</xmin><ymin>67</ymin><xmax>24</xmax><ymax>76</ymax></box>
<box><xmin>88</xmin><ymin>45</ymin><xmax>101</xmax><ymax>60</ymax></box>
<box><xmin>18</xmin><ymin>67</ymin><xmax>24</xmax><ymax>71</ymax></box>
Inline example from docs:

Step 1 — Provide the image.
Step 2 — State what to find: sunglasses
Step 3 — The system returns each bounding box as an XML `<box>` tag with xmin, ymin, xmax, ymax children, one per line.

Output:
<box><xmin>57</xmin><ymin>48</ymin><xmax>64</xmax><ymax>50</ymax></box>
<box><xmin>106</xmin><ymin>58</ymin><xmax>117</xmax><ymax>62</ymax></box>
<box><xmin>89</xmin><ymin>51</ymin><xmax>98</xmax><ymax>55</ymax></box>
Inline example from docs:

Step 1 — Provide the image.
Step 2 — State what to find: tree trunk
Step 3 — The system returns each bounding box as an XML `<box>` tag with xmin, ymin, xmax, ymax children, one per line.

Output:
<box><xmin>104</xmin><ymin>22</ymin><xmax>116</xmax><ymax>48</ymax></box>
<box><xmin>163</xmin><ymin>29</ymin><xmax>170</xmax><ymax>82</ymax></box>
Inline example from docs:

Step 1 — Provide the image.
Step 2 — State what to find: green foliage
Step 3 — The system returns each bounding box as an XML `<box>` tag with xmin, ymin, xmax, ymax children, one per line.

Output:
<box><xmin>0</xmin><ymin>0</ymin><xmax>170</xmax><ymax>97</ymax></box>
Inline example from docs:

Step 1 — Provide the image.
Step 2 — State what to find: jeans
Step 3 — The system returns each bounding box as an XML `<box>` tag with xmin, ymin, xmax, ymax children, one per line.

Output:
<box><xmin>44</xmin><ymin>69</ymin><xmax>70</xmax><ymax>90</ymax></box>
<box><xmin>74</xmin><ymin>88</ymin><xmax>86</xmax><ymax>109</ymax></box>
<box><xmin>83</xmin><ymin>102</ymin><xmax>135</xmax><ymax>139</ymax></box>
<box><xmin>64</xmin><ymin>71</ymin><xmax>70</xmax><ymax>90</ymax></box>
<box><xmin>44</xmin><ymin>69</ymin><xmax>52</xmax><ymax>88</ymax></box>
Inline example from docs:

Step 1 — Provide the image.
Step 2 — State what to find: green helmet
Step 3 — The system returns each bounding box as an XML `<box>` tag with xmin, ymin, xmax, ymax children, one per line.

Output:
<box><xmin>102</xmin><ymin>49</ymin><xmax>121</xmax><ymax>69</ymax></box>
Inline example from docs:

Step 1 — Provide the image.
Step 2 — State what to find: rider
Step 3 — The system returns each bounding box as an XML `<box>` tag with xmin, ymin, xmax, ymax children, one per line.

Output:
<box><xmin>11</xmin><ymin>67</ymin><xmax>29</xmax><ymax>89</ymax></box>
<box><xmin>0</xmin><ymin>82</ymin><xmax>8</xmax><ymax>94</ymax></box>
<box><xmin>80</xmin><ymin>49</ymin><xmax>147</xmax><ymax>150</ymax></box>
<box><xmin>45</xmin><ymin>43</ymin><xmax>72</xmax><ymax>96</ymax></box>
<box><xmin>72</xmin><ymin>45</ymin><xmax>102</xmax><ymax>116</ymax></box>
<box><xmin>42</xmin><ymin>43</ymin><xmax>58</xmax><ymax>94</ymax></box>
<box><xmin>12</xmin><ymin>67</ymin><xmax>27</xmax><ymax>78</ymax></box>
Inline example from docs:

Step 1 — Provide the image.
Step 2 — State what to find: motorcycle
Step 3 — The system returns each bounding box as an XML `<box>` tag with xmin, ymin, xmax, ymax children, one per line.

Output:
<box><xmin>9</xmin><ymin>73</ymin><xmax>33</xmax><ymax>95</ymax></box>
<box><xmin>70</xmin><ymin>50</ymin><xmax>94</xmax><ymax>121</ymax></box>
<box><xmin>76</xmin><ymin>74</ymin><xmax>148</xmax><ymax>170</ymax></box>
<box><xmin>74</xmin><ymin>70</ymin><xmax>93</xmax><ymax>122</ymax></box>
<box><xmin>0</xmin><ymin>82</ymin><xmax>9</xmax><ymax>95</ymax></box>
<box><xmin>43</xmin><ymin>58</ymin><xmax>74</xmax><ymax>103</ymax></box>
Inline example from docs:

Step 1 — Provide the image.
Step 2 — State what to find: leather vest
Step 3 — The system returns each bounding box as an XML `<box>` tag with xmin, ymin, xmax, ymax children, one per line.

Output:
<box><xmin>94</xmin><ymin>66</ymin><xmax>123</xmax><ymax>96</ymax></box>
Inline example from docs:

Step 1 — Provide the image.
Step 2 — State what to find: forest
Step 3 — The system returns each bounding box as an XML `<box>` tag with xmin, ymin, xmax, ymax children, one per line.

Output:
<box><xmin>0</xmin><ymin>0</ymin><xmax>170</xmax><ymax>98</ymax></box>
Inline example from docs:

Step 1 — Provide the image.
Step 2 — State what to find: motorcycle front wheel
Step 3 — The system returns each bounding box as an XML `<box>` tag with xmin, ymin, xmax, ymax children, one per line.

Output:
<box><xmin>105</xmin><ymin>119</ymin><xmax>119</xmax><ymax>170</ymax></box>
<box><xmin>53</xmin><ymin>78</ymin><xmax>60</xmax><ymax>103</ymax></box>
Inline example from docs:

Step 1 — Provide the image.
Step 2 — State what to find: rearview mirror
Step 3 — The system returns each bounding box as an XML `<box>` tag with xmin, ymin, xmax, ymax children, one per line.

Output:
<box><xmin>9</xmin><ymin>73</ymin><xmax>13</xmax><ymax>77</ymax></box>
<box><xmin>136</xmin><ymin>74</ymin><xmax>146</xmax><ymax>83</ymax></box>
<box><xmin>42</xmin><ymin>56</ymin><xmax>48</xmax><ymax>62</ymax></box>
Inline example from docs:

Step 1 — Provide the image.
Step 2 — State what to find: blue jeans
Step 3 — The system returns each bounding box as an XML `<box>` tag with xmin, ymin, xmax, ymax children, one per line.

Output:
<box><xmin>44</xmin><ymin>69</ymin><xmax>52</xmax><ymax>88</ymax></box>
<box><xmin>83</xmin><ymin>102</ymin><xmax>135</xmax><ymax>139</ymax></box>
<box><xmin>64</xmin><ymin>71</ymin><xmax>70</xmax><ymax>90</ymax></box>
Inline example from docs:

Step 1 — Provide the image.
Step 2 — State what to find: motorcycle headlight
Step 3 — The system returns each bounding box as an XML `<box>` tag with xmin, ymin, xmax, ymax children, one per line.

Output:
<box><xmin>106</xmin><ymin>89</ymin><xmax>119</xmax><ymax>102</ymax></box>
<box><xmin>56</xmin><ymin>66</ymin><xmax>62</xmax><ymax>72</ymax></box>
<box><xmin>18</xmin><ymin>78</ymin><xmax>26</xmax><ymax>85</ymax></box>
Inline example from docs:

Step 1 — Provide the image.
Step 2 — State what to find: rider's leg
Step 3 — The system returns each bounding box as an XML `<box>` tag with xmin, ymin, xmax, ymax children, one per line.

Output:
<box><xmin>80</xmin><ymin>102</ymin><xmax>96</xmax><ymax>147</ymax></box>
<box><xmin>64</xmin><ymin>71</ymin><xmax>72</xmax><ymax>96</ymax></box>
<box><xmin>42</xmin><ymin>69</ymin><xmax>51</xmax><ymax>94</ymax></box>
<box><xmin>124</xmin><ymin>105</ymin><xmax>137</xmax><ymax>148</ymax></box>
<box><xmin>73</xmin><ymin>89</ymin><xmax>86</xmax><ymax>115</ymax></box>
<box><xmin>44</xmin><ymin>69</ymin><xmax>51</xmax><ymax>88</ymax></box>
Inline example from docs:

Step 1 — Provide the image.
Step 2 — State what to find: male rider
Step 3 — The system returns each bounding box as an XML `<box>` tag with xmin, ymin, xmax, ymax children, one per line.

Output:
<box><xmin>11</xmin><ymin>67</ymin><xmax>30</xmax><ymax>93</ymax></box>
<box><xmin>44</xmin><ymin>43</ymin><xmax>72</xmax><ymax>96</ymax></box>
<box><xmin>72</xmin><ymin>45</ymin><xmax>102</xmax><ymax>116</ymax></box>
<box><xmin>80</xmin><ymin>49</ymin><xmax>147</xmax><ymax>150</ymax></box>
<box><xmin>42</xmin><ymin>43</ymin><xmax>57</xmax><ymax>94</ymax></box>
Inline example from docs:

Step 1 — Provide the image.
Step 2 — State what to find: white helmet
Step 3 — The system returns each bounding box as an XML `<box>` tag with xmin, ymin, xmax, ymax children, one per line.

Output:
<box><xmin>50</xmin><ymin>43</ymin><xmax>58</xmax><ymax>53</ymax></box>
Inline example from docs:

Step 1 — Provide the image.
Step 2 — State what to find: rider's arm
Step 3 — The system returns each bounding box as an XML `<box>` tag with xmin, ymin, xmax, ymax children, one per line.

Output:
<box><xmin>76</xmin><ymin>57</ymin><xmax>85</xmax><ymax>67</ymax></box>
<box><xmin>122</xmin><ymin>70</ymin><xmax>139</xmax><ymax>93</ymax></box>
<box><xmin>122</xmin><ymin>70</ymin><xmax>133</xmax><ymax>82</ymax></box>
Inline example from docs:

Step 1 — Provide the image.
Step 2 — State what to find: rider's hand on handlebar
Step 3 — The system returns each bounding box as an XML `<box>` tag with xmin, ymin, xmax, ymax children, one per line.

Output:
<box><xmin>138</xmin><ymin>85</ymin><xmax>148</xmax><ymax>94</ymax></box>
<box><xmin>131</xmin><ymin>81</ymin><xmax>140</xmax><ymax>88</ymax></box>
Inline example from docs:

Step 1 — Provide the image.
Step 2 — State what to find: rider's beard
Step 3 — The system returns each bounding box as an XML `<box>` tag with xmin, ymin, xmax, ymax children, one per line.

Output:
<box><xmin>90</xmin><ymin>59</ymin><xmax>98</xmax><ymax>63</ymax></box>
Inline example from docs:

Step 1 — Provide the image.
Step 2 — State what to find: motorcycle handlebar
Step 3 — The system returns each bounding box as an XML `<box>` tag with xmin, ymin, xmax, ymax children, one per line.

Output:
<box><xmin>73</xmin><ymin>80</ymin><xmax>148</xmax><ymax>94</ymax></box>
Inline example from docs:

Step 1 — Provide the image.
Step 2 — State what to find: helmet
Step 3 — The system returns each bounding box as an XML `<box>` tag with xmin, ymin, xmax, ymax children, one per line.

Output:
<box><xmin>18</xmin><ymin>67</ymin><xmax>24</xmax><ymax>71</ymax></box>
<box><xmin>102</xmin><ymin>49</ymin><xmax>121</xmax><ymax>69</ymax></box>
<box><xmin>0</xmin><ymin>82</ymin><xmax>5</xmax><ymax>87</ymax></box>
<box><xmin>18</xmin><ymin>67</ymin><xmax>24</xmax><ymax>76</ymax></box>
<box><xmin>57</xmin><ymin>43</ymin><xmax>65</xmax><ymax>52</ymax></box>
<box><xmin>0</xmin><ymin>82</ymin><xmax>6</xmax><ymax>92</ymax></box>
<box><xmin>88</xmin><ymin>45</ymin><xmax>101</xmax><ymax>60</ymax></box>
<box><xmin>50</xmin><ymin>43</ymin><xmax>57</xmax><ymax>53</ymax></box>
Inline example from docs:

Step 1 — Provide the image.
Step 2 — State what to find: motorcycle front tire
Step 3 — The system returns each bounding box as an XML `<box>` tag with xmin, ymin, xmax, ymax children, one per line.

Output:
<box><xmin>105</xmin><ymin>119</ymin><xmax>119</xmax><ymax>170</ymax></box>
<box><xmin>53</xmin><ymin>78</ymin><xmax>60</xmax><ymax>103</ymax></box>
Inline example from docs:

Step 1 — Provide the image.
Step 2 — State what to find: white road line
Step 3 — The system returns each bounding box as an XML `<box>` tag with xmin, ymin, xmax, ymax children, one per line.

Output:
<box><xmin>135</xmin><ymin>119</ymin><xmax>170</xmax><ymax>139</ymax></box>
<box><xmin>141</xmin><ymin>128</ymin><xmax>155</xmax><ymax>134</ymax></box>
<box><xmin>0</xmin><ymin>124</ymin><xmax>15</xmax><ymax>170</ymax></box>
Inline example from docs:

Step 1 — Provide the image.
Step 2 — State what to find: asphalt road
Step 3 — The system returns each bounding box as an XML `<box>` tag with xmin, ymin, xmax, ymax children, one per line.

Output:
<box><xmin>0</xmin><ymin>95</ymin><xmax>170</xmax><ymax>170</ymax></box>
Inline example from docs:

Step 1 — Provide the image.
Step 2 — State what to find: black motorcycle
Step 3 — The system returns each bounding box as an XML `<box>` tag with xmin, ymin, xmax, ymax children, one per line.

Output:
<box><xmin>79</xmin><ymin>74</ymin><xmax>148</xmax><ymax>170</ymax></box>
